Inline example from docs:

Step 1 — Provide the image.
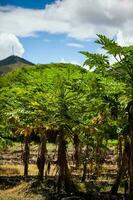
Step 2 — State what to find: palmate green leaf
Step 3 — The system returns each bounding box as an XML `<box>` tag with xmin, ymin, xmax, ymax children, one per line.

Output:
<box><xmin>96</xmin><ymin>34</ymin><xmax>123</xmax><ymax>56</ymax></box>
<box><xmin>0</xmin><ymin>58</ymin><xmax>126</xmax><ymax>152</ymax></box>
<box><xmin>0</xmin><ymin>63</ymin><xmax>90</xmax><ymax>134</ymax></box>
<box><xmin>80</xmin><ymin>51</ymin><xmax>109</xmax><ymax>70</ymax></box>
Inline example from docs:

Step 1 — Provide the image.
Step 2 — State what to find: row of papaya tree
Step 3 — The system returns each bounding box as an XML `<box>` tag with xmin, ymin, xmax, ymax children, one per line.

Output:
<box><xmin>0</xmin><ymin>34</ymin><xmax>133</xmax><ymax>199</ymax></box>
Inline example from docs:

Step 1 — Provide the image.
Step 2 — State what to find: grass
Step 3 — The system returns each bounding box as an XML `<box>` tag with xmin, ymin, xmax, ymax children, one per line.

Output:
<box><xmin>0</xmin><ymin>164</ymin><xmax>38</xmax><ymax>176</ymax></box>
<box><xmin>8</xmin><ymin>142</ymin><xmax>22</xmax><ymax>152</ymax></box>
<box><xmin>0</xmin><ymin>182</ymin><xmax>44</xmax><ymax>200</ymax></box>
<box><xmin>6</xmin><ymin>142</ymin><xmax>57</xmax><ymax>152</ymax></box>
<box><xmin>0</xmin><ymin>164</ymin><xmax>59</xmax><ymax>177</ymax></box>
<box><xmin>0</xmin><ymin>140</ymin><xmax>123</xmax><ymax>199</ymax></box>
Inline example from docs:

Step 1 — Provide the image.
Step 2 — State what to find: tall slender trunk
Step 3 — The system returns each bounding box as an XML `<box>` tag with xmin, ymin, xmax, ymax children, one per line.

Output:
<box><xmin>117</xmin><ymin>135</ymin><xmax>123</xmax><ymax>170</ymax></box>
<box><xmin>125</xmin><ymin>100</ymin><xmax>133</xmax><ymax>199</ymax></box>
<box><xmin>129</xmin><ymin>127</ymin><xmax>133</xmax><ymax>200</ymax></box>
<box><xmin>23</xmin><ymin>135</ymin><xmax>30</xmax><ymax>177</ymax></box>
<box><xmin>82</xmin><ymin>144</ymin><xmax>89</xmax><ymax>182</ymax></box>
<box><xmin>57</xmin><ymin>129</ymin><xmax>73</xmax><ymax>193</ymax></box>
<box><xmin>111</xmin><ymin>142</ymin><xmax>129</xmax><ymax>195</ymax></box>
<box><xmin>95</xmin><ymin>135</ymin><xmax>101</xmax><ymax>178</ymax></box>
<box><xmin>37</xmin><ymin>130</ymin><xmax>47</xmax><ymax>180</ymax></box>
<box><xmin>73</xmin><ymin>133</ymin><xmax>80</xmax><ymax>168</ymax></box>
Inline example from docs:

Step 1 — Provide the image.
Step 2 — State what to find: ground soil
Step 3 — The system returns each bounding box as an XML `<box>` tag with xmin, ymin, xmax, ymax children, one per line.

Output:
<box><xmin>0</xmin><ymin>143</ymin><xmax>126</xmax><ymax>200</ymax></box>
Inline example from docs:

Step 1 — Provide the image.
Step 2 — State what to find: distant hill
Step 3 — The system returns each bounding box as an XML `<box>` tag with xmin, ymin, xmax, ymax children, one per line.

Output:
<box><xmin>0</xmin><ymin>55</ymin><xmax>34</xmax><ymax>75</ymax></box>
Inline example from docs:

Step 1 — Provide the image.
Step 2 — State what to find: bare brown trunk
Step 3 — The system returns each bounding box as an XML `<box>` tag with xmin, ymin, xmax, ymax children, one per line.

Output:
<box><xmin>37</xmin><ymin>129</ymin><xmax>47</xmax><ymax>180</ymax></box>
<box><xmin>117</xmin><ymin>135</ymin><xmax>123</xmax><ymax>170</ymax></box>
<box><xmin>129</xmin><ymin>127</ymin><xmax>133</xmax><ymax>200</ymax></box>
<box><xmin>23</xmin><ymin>135</ymin><xmax>30</xmax><ymax>177</ymax></box>
<box><xmin>95</xmin><ymin>136</ymin><xmax>101</xmax><ymax>178</ymax></box>
<box><xmin>111</xmin><ymin>143</ymin><xmax>129</xmax><ymax>195</ymax></box>
<box><xmin>57</xmin><ymin>129</ymin><xmax>73</xmax><ymax>193</ymax></box>
<box><xmin>82</xmin><ymin>144</ymin><xmax>89</xmax><ymax>182</ymax></box>
<box><xmin>73</xmin><ymin>133</ymin><xmax>80</xmax><ymax>168</ymax></box>
<box><xmin>125</xmin><ymin>100</ymin><xmax>133</xmax><ymax>199</ymax></box>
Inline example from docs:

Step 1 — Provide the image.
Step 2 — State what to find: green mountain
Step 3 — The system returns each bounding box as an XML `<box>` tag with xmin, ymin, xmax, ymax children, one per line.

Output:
<box><xmin>0</xmin><ymin>55</ymin><xmax>34</xmax><ymax>75</ymax></box>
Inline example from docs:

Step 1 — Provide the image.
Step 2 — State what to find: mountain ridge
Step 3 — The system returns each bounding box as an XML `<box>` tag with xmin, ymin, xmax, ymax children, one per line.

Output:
<box><xmin>0</xmin><ymin>55</ymin><xmax>34</xmax><ymax>75</ymax></box>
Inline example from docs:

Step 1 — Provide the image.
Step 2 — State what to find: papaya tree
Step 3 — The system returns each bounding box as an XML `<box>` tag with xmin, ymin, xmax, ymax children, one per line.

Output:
<box><xmin>0</xmin><ymin>63</ymin><xmax>89</xmax><ymax>184</ymax></box>
<box><xmin>81</xmin><ymin>34</ymin><xmax>133</xmax><ymax>198</ymax></box>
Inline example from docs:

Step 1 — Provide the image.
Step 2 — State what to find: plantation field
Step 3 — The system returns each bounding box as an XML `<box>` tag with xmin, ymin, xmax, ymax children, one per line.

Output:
<box><xmin>1</xmin><ymin>36</ymin><xmax>133</xmax><ymax>199</ymax></box>
<box><xmin>0</xmin><ymin>141</ymin><xmax>125</xmax><ymax>200</ymax></box>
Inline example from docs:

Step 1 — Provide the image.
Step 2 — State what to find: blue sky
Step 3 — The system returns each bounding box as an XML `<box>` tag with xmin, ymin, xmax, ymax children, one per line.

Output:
<box><xmin>0</xmin><ymin>0</ymin><xmax>93</xmax><ymax>65</ymax></box>
<box><xmin>20</xmin><ymin>32</ymin><xmax>97</xmax><ymax>64</ymax></box>
<box><xmin>0</xmin><ymin>0</ymin><xmax>54</xmax><ymax>9</ymax></box>
<box><xmin>0</xmin><ymin>0</ymin><xmax>132</xmax><ymax>64</ymax></box>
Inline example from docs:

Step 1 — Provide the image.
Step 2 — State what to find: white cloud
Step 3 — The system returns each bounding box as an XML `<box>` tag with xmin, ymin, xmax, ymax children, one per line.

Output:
<box><xmin>1</xmin><ymin>0</ymin><xmax>133</xmax><ymax>43</ymax></box>
<box><xmin>60</xmin><ymin>58</ymin><xmax>81</xmax><ymax>65</ymax></box>
<box><xmin>0</xmin><ymin>33</ymin><xmax>24</xmax><ymax>60</ymax></box>
<box><xmin>116</xmin><ymin>30</ymin><xmax>133</xmax><ymax>46</ymax></box>
<box><xmin>66</xmin><ymin>43</ymin><xmax>83</xmax><ymax>48</ymax></box>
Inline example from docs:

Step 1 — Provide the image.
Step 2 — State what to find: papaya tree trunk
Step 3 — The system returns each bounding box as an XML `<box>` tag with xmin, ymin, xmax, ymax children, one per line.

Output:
<box><xmin>82</xmin><ymin>144</ymin><xmax>89</xmax><ymax>182</ymax></box>
<box><xmin>95</xmin><ymin>135</ymin><xmax>101</xmax><ymax>178</ymax></box>
<box><xmin>117</xmin><ymin>135</ymin><xmax>123</xmax><ymax>170</ymax></box>
<box><xmin>129</xmin><ymin>127</ymin><xmax>133</xmax><ymax>200</ymax></box>
<box><xmin>73</xmin><ymin>133</ymin><xmax>80</xmax><ymax>168</ymax></box>
<box><xmin>23</xmin><ymin>135</ymin><xmax>30</xmax><ymax>177</ymax></box>
<box><xmin>37</xmin><ymin>129</ymin><xmax>47</xmax><ymax>180</ymax></box>
<box><xmin>111</xmin><ymin>142</ymin><xmax>129</xmax><ymax>195</ymax></box>
<box><xmin>57</xmin><ymin>129</ymin><xmax>73</xmax><ymax>193</ymax></box>
<box><xmin>125</xmin><ymin>100</ymin><xmax>133</xmax><ymax>199</ymax></box>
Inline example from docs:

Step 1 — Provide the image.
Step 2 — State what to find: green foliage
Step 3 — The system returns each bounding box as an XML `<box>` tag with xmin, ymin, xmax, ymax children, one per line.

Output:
<box><xmin>81</xmin><ymin>34</ymin><xmax>133</xmax><ymax>141</ymax></box>
<box><xmin>0</xmin><ymin>63</ymin><xmax>90</xmax><ymax>139</ymax></box>
<box><xmin>96</xmin><ymin>34</ymin><xmax>123</xmax><ymax>56</ymax></box>
<box><xmin>0</xmin><ymin>61</ymin><xmax>118</xmax><ymax>151</ymax></box>
<box><xmin>1</xmin><ymin>34</ymin><xmax>133</xmax><ymax>153</ymax></box>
